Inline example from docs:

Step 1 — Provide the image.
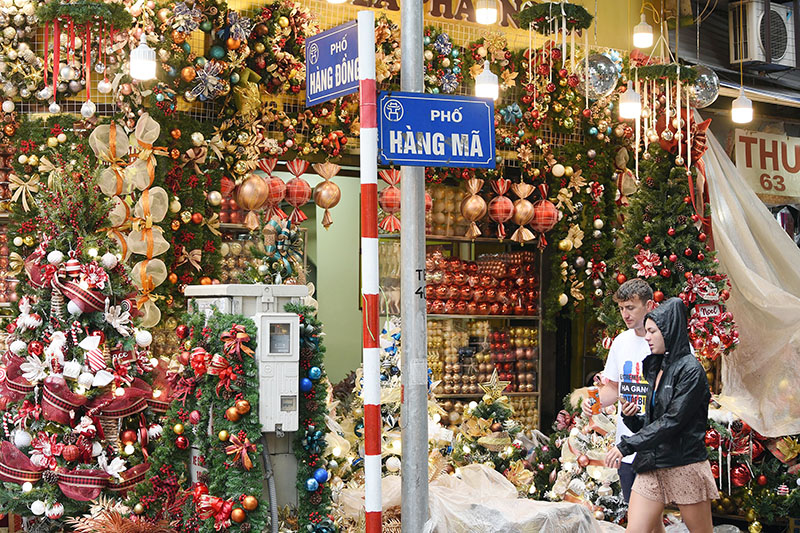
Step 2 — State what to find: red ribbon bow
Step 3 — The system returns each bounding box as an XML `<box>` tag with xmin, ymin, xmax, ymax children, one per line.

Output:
<box><xmin>16</xmin><ymin>400</ymin><xmax>41</xmax><ymax>427</ymax></box>
<box><xmin>167</xmin><ymin>374</ymin><xmax>197</xmax><ymax>406</ymax></box>
<box><xmin>221</xmin><ymin>325</ymin><xmax>254</xmax><ymax>359</ymax></box>
<box><xmin>197</xmin><ymin>494</ymin><xmax>234</xmax><ymax>531</ymax></box>
<box><xmin>207</xmin><ymin>354</ymin><xmax>238</xmax><ymax>396</ymax></box>
<box><xmin>224</xmin><ymin>435</ymin><xmax>257</xmax><ymax>471</ymax></box>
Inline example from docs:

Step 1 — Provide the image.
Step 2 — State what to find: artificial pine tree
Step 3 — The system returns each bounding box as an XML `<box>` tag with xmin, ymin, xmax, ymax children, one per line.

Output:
<box><xmin>597</xmin><ymin>140</ymin><xmax>737</xmax><ymax>369</ymax></box>
<box><xmin>0</xmin><ymin>162</ymin><xmax>160</xmax><ymax>530</ymax></box>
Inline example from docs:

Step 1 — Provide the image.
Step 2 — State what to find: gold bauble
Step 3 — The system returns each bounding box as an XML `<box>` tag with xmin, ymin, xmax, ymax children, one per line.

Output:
<box><xmin>218</xmin><ymin>430</ymin><xmax>230</xmax><ymax>442</ymax></box>
<box><xmin>27</xmin><ymin>155</ymin><xmax>38</xmax><ymax>166</ymax></box>
<box><xmin>313</xmin><ymin>180</ymin><xmax>341</xmax><ymax>210</ymax></box>
<box><xmin>134</xmin><ymin>503</ymin><xmax>145</xmax><ymax>515</ymax></box>
<box><xmin>157</xmin><ymin>8</ymin><xmax>171</xmax><ymax>22</ymax></box>
<box><xmin>254</xmin><ymin>43</ymin><xmax>265</xmax><ymax>54</ymax></box>
<box><xmin>231</xmin><ymin>508</ymin><xmax>246</xmax><ymax>523</ymax></box>
<box><xmin>235</xmin><ymin>399</ymin><xmax>251</xmax><ymax>415</ymax></box>
<box><xmin>234</xmin><ymin>175</ymin><xmax>270</xmax><ymax>211</ymax></box>
<box><xmin>558</xmin><ymin>239</ymin><xmax>573</xmax><ymax>252</ymax></box>
<box><xmin>173</xmin><ymin>423</ymin><xmax>185</xmax><ymax>435</ymax></box>
<box><xmin>749</xmin><ymin>522</ymin><xmax>762</xmax><ymax>533</ymax></box>
<box><xmin>233</xmin><ymin>160</ymin><xmax>248</xmax><ymax>175</ymax></box>
<box><xmin>226</xmin><ymin>406</ymin><xmax>241</xmax><ymax>422</ymax></box>
<box><xmin>226</xmin><ymin>37</ymin><xmax>241</xmax><ymax>50</ymax></box>
<box><xmin>180</xmin><ymin>211</ymin><xmax>192</xmax><ymax>224</ymax></box>
<box><xmin>4</xmin><ymin>124</ymin><xmax>15</xmax><ymax>136</ymax></box>
<box><xmin>47</xmin><ymin>137</ymin><xmax>58</xmax><ymax>148</ymax></box>
<box><xmin>169</xmin><ymin>198</ymin><xmax>182</xmax><ymax>213</ymax></box>
<box><xmin>181</xmin><ymin>66</ymin><xmax>196</xmax><ymax>83</ymax></box>
<box><xmin>564</xmin><ymin>166</ymin><xmax>574</xmax><ymax>177</ymax></box>
<box><xmin>511</xmin><ymin>199</ymin><xmax>534</xmax><ymax>226</ymax></box>
<box><xmin>460</xmin><ymin>195</ymin><xmax>487</xmax><ymax>223</ymax></box>
<box><xmin>171</xmin><ymin>30</ymin><xmax>186</xmax><ymax>44</ymax></box>
<box><xmin>242</xmin><ymin>495</ymin><xmax>258</xmax><ymax>511</ymax></box>
<box><xmin>278</xmin><ymin>16</ymin><xmax>289</xmax><ymax>28</ymax></box>
<box><xmin>23</xmin><ymin>235</ymin><xmax>34</xmax><ymax>247</ymax></box>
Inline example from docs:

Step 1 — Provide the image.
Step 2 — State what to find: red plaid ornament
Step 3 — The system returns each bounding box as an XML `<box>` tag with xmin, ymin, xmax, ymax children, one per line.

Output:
<box><xmin>378</xmin><ymin>169</ymin><xmax>401</xmax><ymax>233</ymax></box>
<box><xmin>285</xmin><ymin>159</ymin><xmax>311</xmax><ymax>224</ymax></box>
<box><xmin>256</xmin><ymin>158</ymin><xmax>277</xmax><ymax>175</ymax></box>
<box><xmin>488</xmin><ymin>178</ymin><xmax>514</xmax><ymax>239</ymax></box>
<box><xmin>530</xmin><ymin>184</ymin><xmax>559</xmax><ymax>249</ymax></box>
<box><xmin>264</xmin><ymin>176</ymin><xmax>287</xmax><ymax>220</ymax></box>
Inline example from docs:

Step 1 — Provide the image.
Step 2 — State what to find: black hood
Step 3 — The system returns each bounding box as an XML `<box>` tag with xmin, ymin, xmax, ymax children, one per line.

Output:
<box><xmin>645</xmin><ymin>297</ymin><xmax>691</xmax><ymax>359</ymax></box>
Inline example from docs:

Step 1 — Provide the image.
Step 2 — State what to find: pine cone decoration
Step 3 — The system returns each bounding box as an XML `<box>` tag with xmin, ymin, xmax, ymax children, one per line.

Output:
<box><xmin>676</xmin><ymin>263</ymin><xmax>685</xmax><ymax>273</ymax></box>
<box><xmin>309</xmin><ymin>493</ymin><xmax>322</xmax><ymax>506</ymax></box>
<box><xmin>305</xmin><ymin>400</ymin><xmax>318</xmax><ymax>412</ymax></box>
<box><xmin>645</xmin><ymin>176</ymin><xmax>655</xmax><ymax>187</ymax></box>
<box><xmin>676</xmin><ymin>215</ymin><xmax>687</xmax><ymax>225</ymax></box>
<box><xmin>642</xmin><ymin>213</ymin><xmax>651</xmax><ymax>222</ymax></box>
<box><xmin>240</xmin><ymin>524</ymin><xmax>252</xmax><ymax>533</ymax></box>
<box><xmin>197</xmin><ymin>472</ymin><xmax>209</xmax><ymax>484</ymax></box>
<box><xmin>43</xmin><ymin>470</ymin><xmax>59</xmax><ymax>484</ymax></box>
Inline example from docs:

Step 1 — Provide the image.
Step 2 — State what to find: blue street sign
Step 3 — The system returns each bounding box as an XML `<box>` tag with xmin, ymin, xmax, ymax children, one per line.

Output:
<box><xmin>305</xmin><ymin>20</ymin><xmax>359</xmax><ymax>107</ymax></box>
<box><xmin>378</xmin><ymin>91</ymin><xmax>495</xmax><ymax>168</ymax></box>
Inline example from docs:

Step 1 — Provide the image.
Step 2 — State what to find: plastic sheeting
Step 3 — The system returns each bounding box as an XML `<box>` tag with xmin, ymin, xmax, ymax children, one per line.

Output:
<box><xmin>340</xmin><ymin>465</ymin><xmax>623</xmax><ymax>533</ymax></box>
<box><xmin>701</xmin><ymin>116</ymin><xmax>800</xmax><ymax>437</ymax></box>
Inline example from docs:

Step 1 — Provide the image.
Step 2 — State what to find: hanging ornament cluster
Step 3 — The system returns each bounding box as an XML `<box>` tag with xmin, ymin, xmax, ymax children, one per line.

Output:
<box><xmin>423</xmin><ymin>26</ymin><xmax>463</xmax><ymax>94</ymax></box>
<box><xmin>0</xmin><ymin>0</ymin><xmax>42</xmax><ymax>101</ymax></box>
<box><xmin>37</xmin><ymin>1</ymin><xmax>133</xmax><ymax>114</ymax></box>
<box><xmin>378</xmin><ymin>169</ymin><xmax>401</xmax><ymax>233</ymax></box>
<box><xmin>312</xmin><ymin>162</ymin><xmax>341</xmax><ymax>229</ymax></box>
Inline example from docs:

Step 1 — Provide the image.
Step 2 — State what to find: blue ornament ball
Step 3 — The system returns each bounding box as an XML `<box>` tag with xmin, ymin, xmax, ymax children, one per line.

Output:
<box><xmin>230</xmin><ymin>72</ymin><xmax>240</xmax><ymax>84</ymax></box>
<box><xmin>182</xmin><ymin>42</ymin><xmax>191</xmax><ymax>54</ymax></box>
<box><xmin>313</xmin><ymin>468</ymin><xmax>329</xmax><ymax>484</ymax></box>
<box><xmin>200</xmin><ymin>20</ymin><xmax>213</xmax><ymax>33</ymax></box>
<box><xmin>210</xmin><ymin>45</ymin><xmax>225</xmax><ymax>59</ymax></box>
<box><xmin>453</xmin><ymin>67</ymin><xmax>461</xmax><ymax>74</ymax></box>
<box><xmin>451</xmin><ymin>49</ymin><xmax>460</xmax><ymax>58</ymax></box>
<box><xmin>167</xmin><ymin>68</ymin><xmax>177</xmax><ymax>78</ymax></box>
<box><xmin>606</xmin><ymin>127</ymin><xmax>612</xmax><ymax>135</ymax></box>
<box><xmin>588</xmin><ymin>127</ymin><xmax>598</xmax><ymax>135</ymax></box>
<box><xmin>431</xmin><ymin>87</ymin><xmax>439</xmax><ymax>94</ymax></box>
<box><xmin>156</xmin><ymin>93</ymin><xmax>165</xmax><ymax>102</ymax></box>
<box><xmin>423</xmin><ymin>36</ymin><xmax>431</xmax><ymax>45</ymax></box>
<box><xmin>305</xmin><ymin>478</ymin><xmax>319</xmax><ymax>492</ymax></box>
<box><xmin>308</xmin><ymin>367</ymin><xmax>322</xmax><ymax>380</ymax></box>
<box><xmin>195</xmin><ymin>57</ymin><xmax>207</xmax><ymax>67</ymax></box>
<box><xmin>300</xmin><ymin>378</ymin><xmax>313</xmax><ymax>392</ymax></box>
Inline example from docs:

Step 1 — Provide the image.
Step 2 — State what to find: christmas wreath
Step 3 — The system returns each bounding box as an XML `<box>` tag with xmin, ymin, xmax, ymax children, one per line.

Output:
<box><xmin>423</xmin><ymin>26</ymin><xmax>463</xmax><ymax>94</ymax></box>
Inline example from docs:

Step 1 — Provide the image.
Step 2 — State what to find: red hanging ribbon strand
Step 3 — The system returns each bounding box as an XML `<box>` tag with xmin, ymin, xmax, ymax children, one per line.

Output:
<box><xmin>53</xmin><ymin>19</ymin><xmax>60</xmax><ymax>100</ymax></box>
<box><xmin>43</xmin><ymin>23</ymin><xmax>48</xmax><ymax>87</ymax></box>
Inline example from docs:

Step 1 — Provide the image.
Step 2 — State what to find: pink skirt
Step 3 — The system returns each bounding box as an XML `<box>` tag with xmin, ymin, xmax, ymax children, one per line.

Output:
<box><xmin>632</xmin><ymin>461</ymin><xmax>720</xmax><ymax>505</ymax></box>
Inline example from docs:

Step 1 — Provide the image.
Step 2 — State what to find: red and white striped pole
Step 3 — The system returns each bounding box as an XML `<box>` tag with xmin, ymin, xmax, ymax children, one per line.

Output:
<box><xmin>358</xmin><ymin>10</ymin><xmax>381</xmax><ymax>533</ymax></box>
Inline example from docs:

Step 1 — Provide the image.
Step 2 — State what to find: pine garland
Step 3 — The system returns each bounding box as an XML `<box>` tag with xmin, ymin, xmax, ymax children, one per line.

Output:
<box><xmin>516</xmin><ymin>2</ymin><xmax>593</xmax><ymax>34</ymax></box>
<box><xmin>37</xmin><ymin>0</ymin><xmax>133</xmax><ymax>29</ymax></box>
<box><xmin>635</xmin><ymin>64</ymin><xmax>698</xmax><ymax>83</ymax></box>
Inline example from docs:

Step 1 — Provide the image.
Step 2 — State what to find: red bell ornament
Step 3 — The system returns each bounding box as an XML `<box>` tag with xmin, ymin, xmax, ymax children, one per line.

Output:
<box><xmin>378</xmin><ymin>169</ymin><xmax>401</xmax><ymax>233</ymax></box>
<box><xmin>284</xmin><ymin>159</ymin><xmax>312</xmax><ymax>224</ymax></box>
<box><xmin>488</xmin><ymin>178</ymin><xmax>514</xmax><ymax>240</ymax></box>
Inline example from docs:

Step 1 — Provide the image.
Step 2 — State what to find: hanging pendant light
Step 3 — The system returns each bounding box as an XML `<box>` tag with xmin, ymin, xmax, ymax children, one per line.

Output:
<box><xmin>326</xmin><ymin>0</ymin><xmax>347</xmax><ymax>4</ymax></box>
<box><xmin>619</xmin><ymin>80</ymin><xmax>641</xmax><ymax>119</ymax></box>
<box><xmin>475</xmin><ymin>61</ymin><xmax>498</xmax><ymax>100</ymax></box>
<box><xmin>731</xmin><ymin>88</ymin><xmax>753</xmax><ymax>124</ymax></box>
<box><xmin>130</xmin><ymin>33</ymin><xmax>156</xmax><ymax>81</ymax></box>
<box><xmin>633</xmin><ymin>13</ymin><xmax>653</xmax><ymax>48</ymax></box>
<box><xmin>476</xmin><ymin>0</ymin><xmax>498</xmax><ymax>25</ymax></box>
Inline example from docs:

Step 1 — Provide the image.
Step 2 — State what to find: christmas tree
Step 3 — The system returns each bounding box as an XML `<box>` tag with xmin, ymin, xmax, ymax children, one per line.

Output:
<box><xmin>0</xmin><ymin>160</ymin><xmax>160</xmax><ymax>530</ymax></box>
<box><xmin>597</xmin><ymin>115</ymin><xmax>737</xmax><ymax>369</ymax></box>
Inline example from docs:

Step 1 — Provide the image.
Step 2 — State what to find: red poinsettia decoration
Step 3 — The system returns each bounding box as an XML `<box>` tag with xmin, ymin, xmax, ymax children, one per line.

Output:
<box><xmin>632</xmin><ymin>249</ymin><xmax>662</xmax><ymax>278</ymax></box>
<box><xmin>30</xmin><ymin>431</ymin><xmax>63</xmax><ymax>470</ymax></box>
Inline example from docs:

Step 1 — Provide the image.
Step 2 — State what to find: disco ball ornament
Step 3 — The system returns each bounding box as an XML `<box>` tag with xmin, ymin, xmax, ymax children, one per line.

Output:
<box><xmin>687</xmin><ymin>65</ymin><xmax>719</xmax><ymax>109</ymax></box>
<box><xmin>577</xmin><ymin>54</ymin><xmax>619</xmax><ymax>100</ymax></box>
<box><xmin>94</xmin><ymin>62</ymin><xmax>106</xmax><ymax>74</ymax></box>
<box><xmin>80</xmin><ymin>99</ymin><xmax>96</xmax><ymax>118</ymax></box>
<box><xmin>48</xmin><ymin>101</ymin><xmax>61</xmax><ymax>114</ymax></box>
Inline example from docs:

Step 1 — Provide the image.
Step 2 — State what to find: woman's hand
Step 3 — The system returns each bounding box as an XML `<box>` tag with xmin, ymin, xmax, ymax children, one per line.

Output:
<box><xmin>620</xmin><ymin>397</ymin><xmax>639</xmax><ymax>417</ymax></box>
<box><xmin>604</xmin><ymin>446</ymin><xmax>623</xmax><ymax>468</ymax></box>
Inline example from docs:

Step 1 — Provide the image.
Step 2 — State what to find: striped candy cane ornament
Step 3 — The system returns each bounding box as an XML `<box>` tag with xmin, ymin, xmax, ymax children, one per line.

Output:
<box><xmin>358</xmin><ymin>10</ymin><xmax>381</xmax><ymax>533</ymax></box>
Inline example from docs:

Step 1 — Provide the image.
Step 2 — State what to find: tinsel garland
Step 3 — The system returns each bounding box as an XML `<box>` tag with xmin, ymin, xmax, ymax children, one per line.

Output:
<box><xmin>516</xmin><ymin>2</ymin><xmax>593</xmax><ymax>34</ymax></box>
<box><xmin>37</xmin><ymin>0</ymin><xmax>133</xmax><ymax>29</ymax></box>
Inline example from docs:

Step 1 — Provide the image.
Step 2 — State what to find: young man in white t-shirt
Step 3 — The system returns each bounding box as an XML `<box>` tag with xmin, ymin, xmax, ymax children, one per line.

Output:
<box><xmin>583</xmin><ymin>279</ymin><xmax>664</xmax><ymax>532</ymax></box>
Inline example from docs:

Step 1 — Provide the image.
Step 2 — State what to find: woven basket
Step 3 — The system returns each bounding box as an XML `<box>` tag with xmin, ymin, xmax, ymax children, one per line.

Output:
<box><xmin>99</xmin><ymin>417</ymin><xmax>120</xmax><ymax>446</ymax></box>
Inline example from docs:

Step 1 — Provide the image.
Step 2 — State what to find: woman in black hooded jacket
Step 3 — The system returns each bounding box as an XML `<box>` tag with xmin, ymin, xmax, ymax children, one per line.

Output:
<box><xmin>604</xmin><ymin>298</ymin><xmax>718</xmax><ymax>533</ymax></box>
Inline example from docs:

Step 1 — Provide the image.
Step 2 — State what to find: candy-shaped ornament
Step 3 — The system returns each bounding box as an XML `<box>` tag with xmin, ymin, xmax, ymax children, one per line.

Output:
<box><xmin>510</xmin><ymin>182</ymin><xmax>535</xmax><ymax>243</ymax></box>
<box><xmin>235</xmin><ymin>174</ymin><xmax>270</xmax><ymax>230</ymax></box>
<box><xmin>312</xmin><ymin>162</ymin><xmax>341</xmax><ymax>229</ymax></box>
<box><xmin>488</xmin><ymin>178</ymin><xmax>514</xmax><ymax>239</ymax></box>
<box><xmin>460</xmin><ymin>177</ymin><xmax>488</xmax><ymax>239</ymax></box>
<box><xmin>530</xmin><ymin>183</ymin><xmax>560</xmax><ymax>249</ymax></box>
<box><xmin>285</xmin><ymin>159</ymin><xmax>312</xmax><ymax>224</ymax></box>
<box><xmin>378</xmin><ymin>169</ymin><xmax>401</xmax><ymax>233</ymax></box>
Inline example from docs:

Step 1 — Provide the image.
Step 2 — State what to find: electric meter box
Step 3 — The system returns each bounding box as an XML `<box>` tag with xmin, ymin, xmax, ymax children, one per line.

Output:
<box><xmin>184</xmin><ymin>284</ymin><xmax>308</xmax><ymax>433</ymax></box>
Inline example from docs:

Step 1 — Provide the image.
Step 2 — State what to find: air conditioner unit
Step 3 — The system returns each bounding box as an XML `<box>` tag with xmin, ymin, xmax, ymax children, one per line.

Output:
<box><xmin>729</xmin><ymin>0</ymin><xmax>796</xmax><ymax>69</ymax></box>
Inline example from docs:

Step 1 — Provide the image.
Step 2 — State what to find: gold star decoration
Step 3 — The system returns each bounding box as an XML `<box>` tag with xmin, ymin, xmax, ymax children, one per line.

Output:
<box><xmin>479</xmin><ymin>368</ymin><xmax>511</xmax><ymax>403</ymax></box>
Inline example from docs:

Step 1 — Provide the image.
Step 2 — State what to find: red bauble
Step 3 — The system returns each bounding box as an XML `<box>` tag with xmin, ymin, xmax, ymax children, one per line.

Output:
<box><xmin>698</xmin><ymin>232</ymin><xmax>707</xmax><ymax>242</ymax></box>
<box><xmin>684</xmin><ymin>248</ymin><xmax>693</xmax><ymax>257</ymax></box>
<box><xmin>616</xmin><ymin>273</ymin><xmax>627</xmax><ymax>285</ymax></box>
<box><xmin>189</xmin><ymin>410</ymin><xmax>201</xmax><ymax>425</ymax></box>
<box><xmin>121</xmin><ymin>430</ymin><xmax>138</xmax><ymax>446</ymax></box>
<box><xmin>683</xmin><ymin>196</ymin><xmax>691</xmax><ymax>204</ymax></box>
<box><xmin>731</xmin><ymin>464</ymin><xmax>751</xmax><ymax>487</ymax></box>
<box><xmin>653</xmin><ymin>290</ymin><xmax>664</xmax><ymax>303</ymax></box>
<box><xmin>704</xmin><ymin>429</ymin><xmax>720</xmax><ymax>447</ymax></box>
<box><xmin>721</xmin><ymin>290</ymin><xmax>730</xmax><ymax>301</ymax></box>
<box><xmin>693</xmin><ymin>337</ymin><xmax>704</xmax><ymax>350</ymax></box>
<box><xmin>62</xmin><ymin>444</ymin><xmax>80</xmax><ymax>462</ymax></box>
<box><xmin>669</xmin><ymin>254</ymin><xmax>678</xmax><ymax>263</ymax></box>
<box><xmin>697</xmin><ymin>253</ymin><xmax>705</xmax><ymax>261</ymax></box>
<box><xmin>582</xmin><ymin>108</ymin><xmax>592</xmax><ymax>118</ymax></box>
<box><xmin>660</xmin><ymin>268</ymin><xmax>671</xmax><ymax>278</ymax></box>
<box><xmin>685</xmin><ymin>272</ymin><xmax>693</xmax><ymax>280</ymax></box>
<box><xmin>757</xmin><ymin>475</ymin><xmax>768</xmax><ymax>486</ymax></box>
<box><xmin>176</xmin><ymin>325</ymin><xmax>189</xmax><ymax>339</ymax></box>
<box><xmin>710</xmin><ymin>462</ymin><xmax>720</xmax><ymax>479</ymax></box>
<box><xmin>28</xmin><ymin>341</ymin><xmax>43</xmax><ymax>356</ymax></box>
<box><xmin>175</xmin><ymin>435</ymin><xmax>189</xmax><ymax>449</ymax></box>
<box><xmin>667</xmin><ymin>227</ymin><xmax>675</xmax><ymax>236</ymax></box>
<box><xmin>643</xmin><ymin>235</ymin><xmax>652</xmax><ymax>245</ymax></box>
<box><xmin>178</xmin><ymin>351</ymin><xmax>191</xmax><ymax>366</ymax></box>
<box><xmin>191</xmin><ymin>213</ymin><xmax>203</xmax><ymax>225</ymax></box>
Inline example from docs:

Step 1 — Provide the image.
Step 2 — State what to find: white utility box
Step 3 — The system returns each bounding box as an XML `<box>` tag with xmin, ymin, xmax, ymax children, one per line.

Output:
<box><xmin>184</xmin><ymin>284</ymin><xmax>309</xmax><ymax>317</ymax></box>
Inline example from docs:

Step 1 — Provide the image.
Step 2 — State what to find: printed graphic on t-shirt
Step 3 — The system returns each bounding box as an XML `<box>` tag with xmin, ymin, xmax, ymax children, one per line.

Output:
<box><xmin>618</xmin><ymin>361</ymin><xmax>649</xmax><ymax>415</ymax></box>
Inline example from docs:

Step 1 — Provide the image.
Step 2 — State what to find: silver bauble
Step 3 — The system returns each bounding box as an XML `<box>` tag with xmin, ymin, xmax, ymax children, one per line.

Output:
<box><xmin>48</xmin><ymin>101</ymin><xmax>60</xmax><ymax>114</ymax></box>
<box><xmin>574</xmin><ymin>256</ymin><xmax>586</xmax><ymax>268</ymax></box>
<box><xmin>94</xmin><ymin>62</ymin><xmax>105</xmax><ymax>74</ymax></box>
<box><xmin>59</xmin><ymin>64</ymin><xmax>75</xmax><ymax>80</ymax></box>
<box><xmin>80</xmin><ymin>99</ymin><xmax>96</xmax><ymax>119</ymax></box>
<box><xmin>68</xmin><ymin>80</ymin><xmax>81</xmax><ymax>93</ymax></box>
<box><xmin>577</xmin><ymin>54</ymin><xmax>619</xmax><ymax>100</ymax></box>
<box><xmin>688</xmin><ymin>65</ymin><xmax>719</xmax><ymax>109</ymax></box>
<box><xmin>57</xmin><ymin>82</ymin><xmax>68</xmax><ymax>93</ymax></box>
<box><xmin>97</xmin><ymin>78</ymin><xmax>112</xmax><ymax>94</ymax></box>
<box><xmin>592</xmin><ymin>278</ymin><xmax>603</xmax><ymax>288</ymax></box>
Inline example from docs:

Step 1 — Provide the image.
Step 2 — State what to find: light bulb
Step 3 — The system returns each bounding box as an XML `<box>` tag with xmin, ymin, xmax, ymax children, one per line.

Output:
<box><xmin>124</xmin><ymin>444</ymin><xmax>135</xmax><ymax>455</ymax></box>
<box><xmin>130</xmin><ymin>33</ymin><xmax>156</xmax><ymax>81</ymax></box>
<box><xmin>332</xmin><ymin>446</ymin><xmax>342</xmax><ymax>457</ymax></box>
<box><xmin>619</xmin><ymin>80</ymin><xmax>641</xmax><ymax>120</ymax></box>
<box><xmin>475</xmin><ymin>0</ymin><xmax>498</xmax><ymax>25</ymax></box>
<box><xmin>115</xmin><ymin>387</ymin><xmax>126</xmax><ymax>397</ymax></box>
<box><xmin>633</xmin><ymin>13</ymin><xmax>653</xmax><ymax>49</ymax></box>
<box><xmin>21</xmin><ymin>482</ymin><xmax>32</xmax><ymax>493</ymax></box>
<box><xmin>731</xmin><ymin>89</ymin><xmax>753</xmax><ymax>124</ymax></box>
<box><xmin>326</xmin><ymin>0</ymin><xmax>346</xmax><ymax>4</ymax></box>
<box><xmin>475</xmin><ymin>60</ymin><xmax>499</xmax><ymax>100</ymax></box>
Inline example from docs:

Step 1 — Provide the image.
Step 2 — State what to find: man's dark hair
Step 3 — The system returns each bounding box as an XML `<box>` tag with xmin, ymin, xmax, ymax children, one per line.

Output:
<box><xmin>613</xmin><ymin>278</ymin><xmax>654</xmax><ymax>304</ymax></box>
